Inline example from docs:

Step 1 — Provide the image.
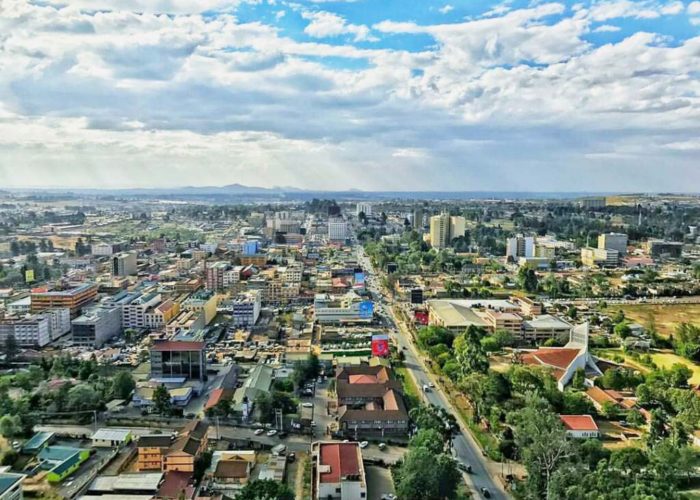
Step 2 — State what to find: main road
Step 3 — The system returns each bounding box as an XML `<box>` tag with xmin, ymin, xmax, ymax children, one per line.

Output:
<box><xmin>356</xmin><ymin>243</ymin><xmax>508</xmax><ymax>500</ymax></box>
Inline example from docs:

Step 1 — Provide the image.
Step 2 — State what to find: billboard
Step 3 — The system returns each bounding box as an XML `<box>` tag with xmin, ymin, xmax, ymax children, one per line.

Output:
<box><xmin>354</xmin><ymin>272</ymin><xmax>365</xmax><ymax>285</ymax></box>
<box><xmin>25</xmin><ymin>269</ymin><xmax>35</xmax><ymax>283</ymax></box>
<box><xmin>359</xmin><ymin>301</ymin><xmax>374</xmax><ymax>319</ymax></box>
<box><xmin>414</xmin><ymin>310</ymin><xmax>429</xmax><ymax>325</ymax></box>
<box><xmin>372</xmin><ymin>334</ymin><xmax>390</xmax><ymax>357</ymax></box>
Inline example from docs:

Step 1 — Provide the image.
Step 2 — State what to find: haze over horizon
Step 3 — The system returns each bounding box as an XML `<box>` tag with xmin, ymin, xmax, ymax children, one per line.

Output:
<box><xmin>1</xmin><ymin>0</ymin><xmax>699</xmax><ymax>191</ymax></box>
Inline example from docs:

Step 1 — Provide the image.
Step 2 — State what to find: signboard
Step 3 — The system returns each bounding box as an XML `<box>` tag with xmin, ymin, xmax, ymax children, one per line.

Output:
<box><xmin>25</xmin><ymin>269</ymin><xmax>35</xmax><ymax>283</ymax></box>
<box><xmin>354</xmin><ymin>272</ymin><xmax>365</xmax><ymax>285</ymax></box>
<box><xmin>372</xmin><ymin>334</ymin><xmax>390</xmax><ymax>357</ymax></box>
<box><xmin>359</xmin><ymin>301</ymin><xmax>374</xmax><ymax>319</ymax></box>
<box><xmin>415</xmin><ymin>310</ymin><xmax>429</xmax><ymax>325</ymax></box>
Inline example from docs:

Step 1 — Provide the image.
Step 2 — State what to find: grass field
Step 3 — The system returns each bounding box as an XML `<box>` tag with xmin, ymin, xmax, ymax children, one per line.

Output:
<box><xmin>595</xmin><ymin>348</ymin><xmax>700</xmax><ymax>385</ymax></box>
<box><xmin>606</xmin><ymin>303</ymin><xmax>700</xmax><ymax>337</ymax></box>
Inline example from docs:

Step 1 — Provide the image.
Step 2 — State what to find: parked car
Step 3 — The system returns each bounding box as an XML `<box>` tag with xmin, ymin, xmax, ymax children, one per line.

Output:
<box><xmin>287</xmin><ymin>452</ymin><xmax>296</xmax><ymax>463</ymax></box>
<box><xmin>457</xmin><ymin>462</ymin><xmax>472</xmax><ymax>474</ymax></box>
<box><xmin>267</xmin><ymin>429</ymin><xmax>278</xmax><ymax>437</ymax></box>
<box><xmin>254</xmin><ymin>429</ymin><xmax>265</xmax><ymax>436</ymax></box>
<box><xmin>302</xmin><ymin>402</ymin><xmax>314</xmax><ymax>408</ymax></box>
<box><xmin>481</xmin><ymin>487</ymin><xmax>491</xmax><ymax>498</ymax></box>
<box><xmin>378</xmin><ymin>443</ymin><xmax>387</xmax><ymax>451</ymax></box>
<box><xmin>359</xmin><ymin>441</ymin><xmax>369</xmax><ymax>449</ymax></box>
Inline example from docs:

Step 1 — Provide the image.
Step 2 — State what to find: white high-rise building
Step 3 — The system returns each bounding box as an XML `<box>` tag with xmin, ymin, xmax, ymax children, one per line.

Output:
<box><xmin>356</xmin><ymin>203</ymin><xmax>373</xmax><ymax>217</ymax></box>
<box><xmin>328</xmin><ymin>219</ymin><xmax>348</xmax><ymax>241</ymax></box>
<box><xmin>506</xmin><ymin>235</ymin><xmax>535</xmax><ymax>260</ymax></box>
<box><xmin>429</xmin><ymin>213</ymin><xmax>466</xmax><ymax>249</ymax></box>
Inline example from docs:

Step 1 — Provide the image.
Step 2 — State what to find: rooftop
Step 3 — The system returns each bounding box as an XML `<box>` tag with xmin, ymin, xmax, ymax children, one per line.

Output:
<box><xmin>560</xmin><ymin>415</ymin><xmax>599</xmax><ymax>431</ymax></box>
<box><xmin>319</xmin><ymin>442</ymin><xmax>362</xmax><ymax>484</ymax></box>
<box><xmin>151</xmin><ymin>341</ymin><xmax>205</xmax><ymax>352</ymax></box>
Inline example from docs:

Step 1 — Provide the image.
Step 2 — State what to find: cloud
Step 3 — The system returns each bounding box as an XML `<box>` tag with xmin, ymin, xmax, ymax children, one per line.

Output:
<box><xmin>302</xmin><ymin>11</ymin><xmax>375</xmax><ymax>42</ymax></box>
<box><xmin>438</xmin><ymin>4</ymin><xmax>454</xmax><ymax>14</ymax></box>
<box><xmin>592</xmin><ymin>24</ymin><xmax>621</xmax><ymax>32</ymax></box>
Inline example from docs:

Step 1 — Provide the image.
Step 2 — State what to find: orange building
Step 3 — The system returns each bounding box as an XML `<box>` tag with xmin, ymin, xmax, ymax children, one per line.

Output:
<box><xmin>31</xmin><ymin>283</ymin><xmax>98</xmax><ymax>317</ymax></box>
<box><xmin>136</xmin><ymin>420</ymin><xmax>209</xmax><ymax>473</ymax></box>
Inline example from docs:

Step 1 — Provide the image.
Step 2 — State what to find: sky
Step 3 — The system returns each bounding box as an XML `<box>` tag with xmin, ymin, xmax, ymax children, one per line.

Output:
<box><xmin>0</xmin><ymin>0</ymin><xmax>699</xmax><ymax>192</ymax></box>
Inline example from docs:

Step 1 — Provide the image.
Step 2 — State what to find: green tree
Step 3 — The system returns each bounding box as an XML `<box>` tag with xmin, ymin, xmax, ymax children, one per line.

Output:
<box><xmin>3</xmin><ymin>334</ymin><xmax>18</xmax><ymax>363</ymax></box>
<box><xmin>409</xmin><ymin>428</ymin><xmax>445</xmax><ymax>455</ymax></box>
<box><xmin>517</xmin><ymin>265</ymin><xmax>539</xmax><ymax>293</ymax></box>
<box><xmin>236</xmin><ymin>479</ymin><xmax>295</xmax><ymax>500</ymax></box>
<box><xmin>454</xmin><ymin>325</ymin><xmax>489</xmax><ymax>376</ymax></box>
<box><xmin>111</xmin><ymin>371</ymin><xmax>136</xmax><ymax>400</ymax></box>
<box><xmin>394</xmin><ymin>447</ymin><xmax>461</xmax><ymax>500</ymax></box>
<box><xmin>153</xmin><ymin>384</ymin><xmax>172</xmax><ymax>415</ymax></box>
<box><xmin>0</xmin><ymin>415</ymin><xmax>21</xmax><ymax>438</ymax></box>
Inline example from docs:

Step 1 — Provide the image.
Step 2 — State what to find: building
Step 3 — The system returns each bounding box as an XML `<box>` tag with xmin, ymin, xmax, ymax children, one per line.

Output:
<box><xmin>0</xmin><ymin>473</ymin><xmax>24</xmax><ymax>500</ymax></box>
<box><xmin>579</xmin><ymin>197</ymin><xmax>606</xmax><ymax>209</ymax></box>
<box><xmin>137</xmin><ymin>435</ymin><xmax>174</xmax><ymax>472</ymax></box>
<box><xmin>646</xmin><ymin>240</ymin><xmax>683</xmax><ymax>259</ymax></box>
<box><xmin>0</xmin><ymin>314</ymin><xmax>51</xmax><ymax>347</ymax></box>
<box><xmin>426</xmin><ymin>299</ymin><xmax>521</xmax><ymax>332</ymax></box>
<box><xmin>42</xmin><ymin>308</ymin><xmax>71</xmax><ymax>340</ymax></box>
<box><xmin>150</xmin><ymin>341</ymin><xmax>206</xmax><ymax>382</ymax></box>
<box><xmin>481</xmin><ymin>309</ymin><xmax>523</xmax><ymax>334</ymax></box>
<box><xmin>522</xmin><ymin>315</ymin><xmax>573</xmax><ymax>342</ymax></box>
<box><xmin>429</xmin><ymin>213</ymin><xmax>451</xmax><ymax>249</ymax></box>
<box><xmin>314</xmin><ymin>293</ymin><xmax>373</xmax><ymax>324</ymax></box>
<box><xmin>598</xmin><ymin>233</ymin><xmax>628</xmax><ymax>256</ymax></box>
<box><xmin>328</xmin><ymin>219</ymin><xmax>349</xmax><ymax>242</ymax></box>
<box><xmin>229</xmin><ymin>291</ymin><xmax>262</xmax><ymax>328</ymax></box>
<box><xmin>208</xmin><ymin>451</ymin><xmax>257</xmax><ymax>487</ymax></box>
<box><xmin>206</xmin><ymin>261</ymin><xmax>231</xmax><ymax>291</ymax></box>
<box><xmin>163</xmin><ymin>420</ymin><xmax>209</xmax><ymax>473</ymax></box>
<box><xmin>412</xmin><ymin>207</ymin><xmax>424</xmax><ymax>230</ymax></box>
<box><xmin>71</xmin><ymin>305</ymin><xmax>122</xmax><ymax>348</ymax></box>
<box><xmin>119</xmin><ymin>291</ymin><xmax>162</xmax><ymax>329</ymax></box>
<box><xmin>91</xmin><ymin>428</ymin><xmax>133</xmax><ymax>448</ymax></box>
<box><xmin>181</xmin><ymin>290</ymin><xmax>218</xmax><ymax>326</ymax></box>
<box><xmin>31</xmin><ymin>283</ymin><xmax>98</xmax><ymax>317</ymax></box>
<box><xmin>112</xmin><ymin>251</ymin><xmax>138</xmax><ymax>277</ymax></box>
<box><xmin>355</xmin><ymin>203</ymin><xmax>372</xmax><ymax>217</ymax></box>
<box><xmin>581</xmin><ymin>247</ymin><xmax>619</xmax><ymax>268</ymax></box>
<box><xmin>144</xmin><ymin>300</ymin><xmax>181</xmax><ymax>330</ymax></box>
<box><xmin>6</xmin><ymin>296</ymin><xmax>31</xmax><ymax>316</ymax></box>
<box><xmin>315</xmin><ymin>442</ymin><xmax>367</xmax><ymax>500</ymax></box>
<box><xmin>560</xmin><ymin>415</ymin><xmax>600</xmax><ymax>439</ymax></box>
<box><xmin>37</xmin><ymin>446</ymin><xmax>91</xmax><ymax>483</ymax></box>
<box><xmin>506</xmin><ymin>235</ymin><xmax>535</xmax><ymax>260</ymax></box>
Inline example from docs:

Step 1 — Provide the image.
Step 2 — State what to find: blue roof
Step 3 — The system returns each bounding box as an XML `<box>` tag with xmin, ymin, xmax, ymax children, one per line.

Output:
<box><xmin>0</xmin><ymin>474</ymin><xmax>24</xmax><ymax>495</ymax></box>
<box><xmin>22</xmin><ymin>431</ymin><xmax>54</xmax><ymax>452</ymax></box>
<box><xmin>39</xmin><ymin>446</ymin><xmax>82</xmax><ymax>463</ymax></box>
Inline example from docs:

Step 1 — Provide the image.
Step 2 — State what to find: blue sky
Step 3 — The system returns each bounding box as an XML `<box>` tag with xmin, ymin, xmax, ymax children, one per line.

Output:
<box><xmin>0</xmin><ymin>0</ymin><xmax>699</xmax><ymax>191</ymax></box>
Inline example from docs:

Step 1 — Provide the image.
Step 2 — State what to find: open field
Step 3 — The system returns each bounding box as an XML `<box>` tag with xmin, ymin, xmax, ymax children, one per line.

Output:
<box><xmin>605</xmin><ymin>303</ymin><xmax>700</xmax><ymax>337</ymax></box>
<box><xmin>595</xmin><ymin>348</ymin><xmax>700</xmax><ymax>385</ymax></box>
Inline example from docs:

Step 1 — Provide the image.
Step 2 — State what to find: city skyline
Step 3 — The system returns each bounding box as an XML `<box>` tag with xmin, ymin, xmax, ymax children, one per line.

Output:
<box><xmin>1</xmin><ymin>0</ymin><xmax>700</xmax><ymax>191</ymax></box>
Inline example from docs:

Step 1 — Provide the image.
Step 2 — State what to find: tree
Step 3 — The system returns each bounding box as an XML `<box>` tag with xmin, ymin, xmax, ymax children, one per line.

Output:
<box><xmin>111</xmin><ymin>371</ymin><xmax>136</xmax><ymax>400</ymax></box>
<box><xmin>3</xmin><ymin>334</ymin><xmax>18</xmax><ymax>363</ymax></box>
<box><xmin>454</xmin><ymin>325</ymin><xmax>489</xmax><ymax>376</ymax></box>
<box><xmin>153</xmin><ymin>384</ymin><xmax>172</xmax><ymax>415</ymax></box>
<box><xmin>0</xmin><ymin>415</ymin><xmax>20</xmax><ymax>438</ymax></box>
<box><xmin>409</xmin><ymin>428</ymin><xmax>445</xmax><ymax>455</ymax></box>
<box><xmin>236</xmin><ymin>479</ymin><xmax>294</xmax><ymax>500</ymax></box>
<box><xmin>517</xmin><ymin>265</ymin><xmax>539</xmax><ymax>293</ymax></box>
<box><xmin>614</xmin><ymin>322</ymin><xmax>632</xmax><ymax>339</ymax></box>
<box><xmin>394</xmin><ymin>447</ymin><xmax>461</xmax><ymax>500</ymax></box>
<box><xmin>67</xmin><ymin>384</ymin><xmax>101</xmax><ymax>412</ymax></box>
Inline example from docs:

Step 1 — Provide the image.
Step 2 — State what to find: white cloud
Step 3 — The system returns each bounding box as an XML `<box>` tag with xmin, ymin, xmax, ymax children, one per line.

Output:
<box><xmin>302</xmin><ymin>10</ymin><xmax>375</xmax><ymax>42</ymax></box>
<box><xmin>689</xmin><ymin>1</ymin><xmax>700</xmax><ymax>15</ymax></box>
<box><xmin>438</xmin><ymin>4</ymin><xmax>454</xmax><ymax>14</ymax></box>
<box><xmin>592</xmin><ymin>24</ymin><xmax>621</xmax><ymax>32</ymax></box>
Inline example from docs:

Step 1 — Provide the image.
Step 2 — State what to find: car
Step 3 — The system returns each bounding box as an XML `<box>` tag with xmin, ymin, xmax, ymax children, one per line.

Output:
<box><xmin>359</xmin><ymin>441</ymin><xmax>369</xmax><ymax>449</ymax></box>
<box><xmin>266</xmin><ymin>429</ymin><xmax>278</xmax><ymax>437</ymax></box>
<box><xmin>287</xmin><ymin>452</ymin><xmax>296</xmax><ymax>463</ymax></box>
<box><xmin>254</xmin><ymin>428</ymin><xmax>265</xmax><ymax>435</ymax></box>
<box><xmin>381</xmin><ymin>495</ymin><xmax>397</xmax><ymax>500</ymax></box>
<box><xmin>302</xmin><ymin>402</ymin><xmax>314</xmax><ymax>408</ymax></box>
<box><xmin>342</xmin><ymin>439</ymin><xmax>349</xmax><ymax>443</ymax></box>
<box><xmin>480</xmin><ymin>487</ymin><xmax>491</xmax><ymax>498</ymax></box>
<box><xmin>378</xmin><ymin>443</ymin><xmax>387</xmax><ymax>451</ymax></box>
<box><xmin>428</xmin><ymin>382</ymin><xmax>435</xmax><ymax>388</ymax></box>
<box><xmin>457</xmin><ymin>462</ymin><xmax>472</xmax><ymax>474</ymax></box>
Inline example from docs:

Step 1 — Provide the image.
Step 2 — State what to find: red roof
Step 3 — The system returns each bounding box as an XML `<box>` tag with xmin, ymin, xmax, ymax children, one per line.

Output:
<box><xmin>152</xmin><ymin>341</ymin><xmax>205</xmax><ymax>352</ymax></box>
<box><xmin>560</xmin><ymin>415</ymin><xmax>598</xmax><ymax>431</ymax></box>
<box><xmin>158</xmin><ymin>471</ymin><xmax>193</xmax><ymax>499</ymax></box>
<box><xmin>522</xmin><ymin>348</ymin><xmax>580</xmax><ymax>370</ymax></box>
<box><xmin>319</xmin><ymin>443</ymin><xmax>361</xmax><ymax>484</ymax></box>
<box><xmin>348</xmin><ymin>374</ymin><xmax>379</xmax><ymax>385</ymax></box>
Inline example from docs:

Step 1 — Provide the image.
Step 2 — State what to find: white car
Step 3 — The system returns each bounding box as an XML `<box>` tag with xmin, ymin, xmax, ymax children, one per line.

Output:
<box><xmin>267</xmin><ymin>429</ymin><xmax>278</xmax><ymax>437</ymax></box>
<box><xmin>254</xmin><ymin>428</ymin><xmax>265</xmax><ymax>435</ymax></box>
<box><xmin>359</xmin><ymin>441</ymin><xmax>369</xmax><ymax>449</ymax></box>
<box><xmin>302</xmin><ymin>402</ymin><xmax>314</xmax><ymax>408</ymax></box>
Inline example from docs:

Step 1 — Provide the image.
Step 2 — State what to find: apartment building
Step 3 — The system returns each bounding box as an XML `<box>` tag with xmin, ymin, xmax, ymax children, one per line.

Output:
<box><xmin>228</xmin><ymin>291</ymin><xmax>262</xmax><ymax>328</ymax></box>
<box><xmin>111</xmin><ymin>251</ymin><xmax>138</xmax><ymax>277</ymax></box>
<box><xmin>0</xmin><ymin>314</ymin><xmax>51</xmax><ymax>347</ymax></box>
<box><xmin>506</xmin><ymin>235</ymin><xmax>535</xmax><ymax>260</ymax></box>
<box><xmin>120</xmin><ymin>292</ymin><xmax>162</xmax><ymax>329</ymax></box>
<box><xmin>144</xmin><ymin>300</ymin><xmax>180</xmax><ymax>330</ymax></box>
<box><xmin>581</xmin><ymin>247</ymin><xmax>619</xmax><ymax>268</ymax></box>
<box><xmin>181</xmin><ymin>291</ymin><xmax>218</xmax><ymax>326</ymax></box>
<box><xmin>206</xmin><ymin>261</ymin><xmax>230</xmax><ymax>291</ymax></box>
<box><xmin>328</xmin><ymin>219</ymin><xmax>349</xmax><ymax>241</ymax></box>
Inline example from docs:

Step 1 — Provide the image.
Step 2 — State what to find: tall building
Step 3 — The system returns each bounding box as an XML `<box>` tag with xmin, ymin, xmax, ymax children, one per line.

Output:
<box><xmin>429</xmin><ymin>213</ymin><xmax>465</xmax><ymax>249</ymax></box>
<box><xmin>581</xmin><ymin>247</ymin><xmax>619</xmax><ymax>268</ymax></box>
<box><xmin>0</xmin><ymin>314</ymin><xmax>51</xmax><ymax>347</ymax></box>
<box><xmin>206</xmin><ymin>261</ymin><xmax>230</xmax><ymax>291</ymax></box>
<box><xmin>328</xmin><ymin>218</ymin><xmax>348</xmax><ymax>242</ymax></box>
<box><xmin>412</xmin><ymin>207</ymin><xmax>424</xmax><ymax>230</ymax></box>
<box><xmin>506</xmin><ymin>235</ymin><xmax>535</xmax><ymax>260</ymax></box>
<box><xmin>598</xmin><ymin>233</ymin><xmax>628</xmax><ymax>256</ymax></box>
<box><xmin>111</xmin><ymin>251</ymin><xmax>138</xmax><ymax>277</ymax></box>
<box><xmin>356</xmin><ymin>202</ymin><xmax>372</xmax><ymax>217</ymax></box>
<box><xmin>229</xmin><ymin>290</ymin><xmax>262</xmax><ymax>328</ymax></box>
<box><xmin>429</xmin><ymin>213</ymin><xmax>450</xmax><ymax>249</ymax></box>
<box><xmin>150</xmin><ymin>341</ymin><xmax>206</xmax><ymax>381</ymax></box>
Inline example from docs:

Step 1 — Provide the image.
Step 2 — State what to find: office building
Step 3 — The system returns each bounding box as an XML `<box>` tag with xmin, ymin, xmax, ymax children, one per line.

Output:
<box><xmin>314</xmin><ymin>293</ymin><xmax>373</xmax><ymax>324</ymax></box>
<box><xmin>412</xmin><ymin>207</ymin><xmax>424</xmax><ymax>230</ymax></box>
<box><xmin>41</xmin><ymin>307</ymin><xmax>71</xmax><ymax>340</ymax></box>
<box><xmin>31</xmin><ymin>283</ymin><xmax>98</xmax><ymax>318</ymax></box>
<box><xmin>579</xmin><ymin>197</ymin><xmax>606</xmax><ymax>209</ymax></box>
<box><xmin>315</xmin><ymin>442</ymin><xmax>367</xmax><ymax>500</ymax></box>
<box><xmin>328</xmin><ymin>219</ymin><xmax>349</xmax><ymax>241</ymax></box>
<box><xmin>120</xmin><ymin>292</ymin><xmax>162</xmax><ymax>329</ymax></box>
<box><xmin>646</xmin><ymin>240</ymin><xmax>683</xmax><ymax>259</ymax></box>
<box><xmin>598</xmin><ymin>233</ymin><xmax>628</xmax><ymax>256</ymax></box>
<box><xmin>111</xmin><ymin>251</ymin><xmax>138</xmax><ymax>277</ymax></box>
<box><xmin>506</xmin><ymin>235</ymin><xmax>535</xmax><ymax>260</ymax></box>
<box><xmin>150</xmin><ymin>341</ymin><xmax>206</xmax><ymax>382</ymax></box>
<box><xmin>71</xmin><ymin>305</ymin><xmax>122</xmax><ymax>348</ymax></box>
<box><xmin>355</xmin><ymin>203</ymin><xmax>372</xmax><ymax>217</ymax></box>
<box><xmin>182</xmin><ymin>290</ymin><xmax>218</xmax><ymax>325</ymax></box>
<box><xmin>0</xmin><ymin>315</ymin><xmax>51</xmax><ymax>347</ymax></box>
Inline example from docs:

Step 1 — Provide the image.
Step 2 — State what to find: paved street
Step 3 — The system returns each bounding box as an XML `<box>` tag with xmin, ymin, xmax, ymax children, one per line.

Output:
<box><xmin>356</xmin><ymin>244</ymin><xmax>509</xmax><ymax>500</ymax></box>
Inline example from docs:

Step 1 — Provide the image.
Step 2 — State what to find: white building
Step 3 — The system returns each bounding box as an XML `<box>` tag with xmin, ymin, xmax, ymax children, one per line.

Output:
<box><xmin>111</xmin><ymin>251</ymin><xmax>138</xmax><ymax>277</ymax></box>
<box><xmin>91</xmin><ymin>242</ymin><xmax>116</xmax><ymax>256</ymax></box>
<box><xmin>121</xmin><ymin>292</ymin><xmax>162</xmax><ymax>329</ymax></box>
<box><xmin>506</xmin><ymin>235</ymin><xmax>535</xmax><ymax>260</ymax></box>
<box><xmin>43</xmin><ymin>308</ymin><xmax>72</xmax><ymax>340</ymax></box>
<box><xmin>228</xmin><ymin>291</ymin><xmax>262</xmax><ymax>328</ymax></box>
<box><xmin>560</xmin><ymin>415</ymin><xmax>600</xmax><ymax>439</ymax></box>
<box><xmin>355</xmin><ymin>203</ymin><xmax>373</xmax><ymax>217</ymax></box>
<box><xmin>328</xmin><ymin>219</ymin><xmax>349</xmax><ymax>241</ymax></box>
<box><xmin>91</xmin><ymin>428</ymin><xmax>133</xmax><ymax>448</ymax></box>
<box><xmin>0</xmin><ymin>315</ymin><xmax>51</xmax><ymax>347</ymax></box>
<box><xmin>314</xmin><ymin>293</ymin><xmax>373</xmax><ymax>324</ymax></box>
<box><xmin>315</xmin><ymin>442</ymin><xmax>366</xmax><ymax>500</ymax></box>
<box><xmin>72</xmin><ymin>305</ymin><xmax>122</xmax><ymax>348</ymax></box>
<box><xmin>6</xmin><ymin>296</ymin><xmax>31</xmax><ymax>316</ymax></box>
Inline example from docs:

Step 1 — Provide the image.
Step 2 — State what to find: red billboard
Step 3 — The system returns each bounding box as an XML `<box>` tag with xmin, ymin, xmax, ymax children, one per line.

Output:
<box><xmin>414</xmin><ymin>311</ymin><xmax>429</xmax><ymax>325</ymax></box>
<box><xmin>371</xmin><ymin>334</ymin><xmax>390</xmax><ymax>357</ymax></box>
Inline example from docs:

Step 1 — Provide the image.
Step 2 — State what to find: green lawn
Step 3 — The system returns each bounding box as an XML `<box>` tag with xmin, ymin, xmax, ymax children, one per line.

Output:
<box><xmin>595</xmin><ymin>348</ymin><xmax>700</xmax><ymax>385</ymax></box>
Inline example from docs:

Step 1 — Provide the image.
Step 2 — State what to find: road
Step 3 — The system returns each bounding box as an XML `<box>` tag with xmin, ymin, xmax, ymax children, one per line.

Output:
<box><xmin>356</xmin><ymin>244</ymin><xmax>508</xmax><ymax>500</ymax></box>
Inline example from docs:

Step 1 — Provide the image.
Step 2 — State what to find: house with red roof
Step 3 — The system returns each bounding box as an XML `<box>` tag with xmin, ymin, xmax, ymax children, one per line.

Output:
<box><xmin>314</xmin><ymin>442</ymin><xmax>366</xmax><ymax>500</ymax></box>
<box><xmin>560</xmin><ymin>415</ymin><xmax>600</xmax><ymax>439</ymax></box>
